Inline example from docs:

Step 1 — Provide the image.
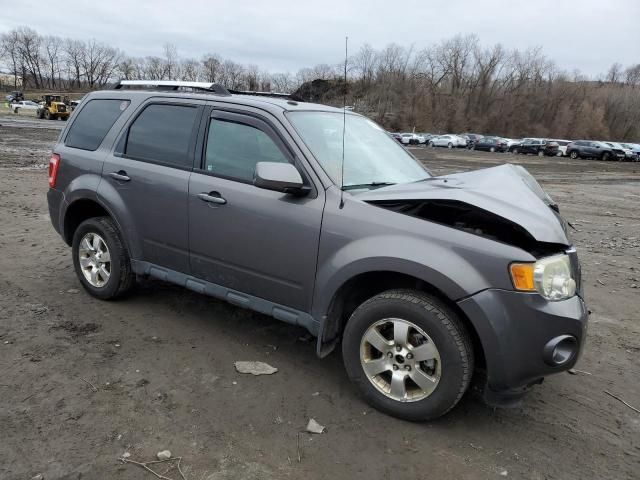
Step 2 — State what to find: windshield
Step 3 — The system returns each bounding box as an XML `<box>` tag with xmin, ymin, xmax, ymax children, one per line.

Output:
<box><xmin>287</xmin><ymin>111</ymin><xmax>430</xmax><ymax>190</ymax></box>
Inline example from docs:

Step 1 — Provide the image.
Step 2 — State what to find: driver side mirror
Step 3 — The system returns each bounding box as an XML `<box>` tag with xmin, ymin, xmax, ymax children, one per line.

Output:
<box><xmin>254</xmin><ymin>162</ymin><xmax>308</xmax><ymax>196</ymax></box>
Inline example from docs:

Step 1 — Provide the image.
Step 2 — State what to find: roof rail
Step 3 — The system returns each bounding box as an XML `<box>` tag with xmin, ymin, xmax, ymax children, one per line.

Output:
<box><xmin>228</xmin><ymin>89</ymin><xmax>293</xmax><ymax>99</ymax></box>
<box><xmin>112</xmin><ymin>80</ymin><xmax>230</xmax><ymax>95</ymax></box>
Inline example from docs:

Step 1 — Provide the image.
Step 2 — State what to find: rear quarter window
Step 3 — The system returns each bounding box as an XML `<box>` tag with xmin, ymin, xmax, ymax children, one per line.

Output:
<box><xmin>65</xmin><ymin>99</ymin><xmax>129</xmax><ymax>151</ymax></box>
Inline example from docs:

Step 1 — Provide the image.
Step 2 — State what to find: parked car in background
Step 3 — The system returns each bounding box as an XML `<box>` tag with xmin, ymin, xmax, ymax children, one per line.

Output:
<box><xmin>509</xmin><ymin>138</ymin><xmax>551</xmax><ymax>156</ymax></box>
<box><xmin>549</xmin><ymin>140</ymin><xmax>572</xmax><ymax>157</ymax></box>
<box><xmin>12</xmin><ymin>100</ymin><xmax>40</xmax><ymax>114</ymax></box>
<box><xmin>603</xmin><ymin>142</ymin><xmax>636</xmax><ymax>161</ymax></box>
<box><xmin>621</xmin><ymin>143</ymin><xmax>640</xmax><ymax>161</ymax></box>
<box><xmin>566</xmin><ymin>141</ymin><xmax>625</xmax><ymax>161</ymax></box>
<box><xmin>389</xmin><ymin>132</ymin><xmax>403</xmax><ymax>143</ymax></box>
<box><xmin>502</xmin><ymin>138</ymin><xmax>521</xmax><ymax>150</ymax></box>
<box><xmin>414</xmin><ymin>133</ymin><xmax>427</xmax><ymax>145</ymax></box>
<box><xmin>5</xmin><ymin>91</ymin><xmax>24</xmax><ymax>103</ymax></box>
<box><xmin>419</xmin><ymin>133</ymin><xmax>436</xmax><ymax>144</ymax></box>
<box><xmin>430</xmin><ymin>134</ymin><xmax>466</xmax><ymax>148</ymax></box>
<box><xmin>460</xmin><ymin>133</ymin><xmax>484</xmax><ymax>148</ymax></box>
<box><xmin>472</xmin><ymin>136</ymin><xmax>508</xmax><ymax>152</ymax></box>
<box><xmin>400</xmin><ymin>133</ymin><xmax>419</xmax><ymax>145</ymax></box>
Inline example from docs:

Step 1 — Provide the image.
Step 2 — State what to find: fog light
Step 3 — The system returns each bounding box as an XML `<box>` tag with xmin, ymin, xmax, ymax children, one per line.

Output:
<box><xmin>543</xmin><ymin>335</ymin><xmax>577</xmax><ymax>366</ymax></box>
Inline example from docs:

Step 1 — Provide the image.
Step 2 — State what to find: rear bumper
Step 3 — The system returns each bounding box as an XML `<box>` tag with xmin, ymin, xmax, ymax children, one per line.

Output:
<box><xmin>457</xmin><ymin>289</ymin><xmax>588</xmax><ymax>395</ymax></box>
<box><xmin>47</xmin><ymin>188</ymin><xmax>64</xmax><ymax>236</ymax></box>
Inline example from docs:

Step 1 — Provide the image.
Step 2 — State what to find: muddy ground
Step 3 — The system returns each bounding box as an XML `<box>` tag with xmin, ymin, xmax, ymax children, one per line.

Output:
<box><xmin>0</xmin><ymin>114</ymin><xmax>638</xmax><ymax>480</ymax></box>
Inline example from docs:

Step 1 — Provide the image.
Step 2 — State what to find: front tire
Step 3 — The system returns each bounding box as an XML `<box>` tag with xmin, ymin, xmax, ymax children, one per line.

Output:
<box><xmin>447</xmin><ymin>142</ymin><xmax>453</xmax><ymax>149</ymax></box>
<box><xmin>72</xmin><ymin>217</ymin><xmax>135</xmax><ymax>300</ymax></box>
<box><xmin>602</xmin><ymin>152</ymin><xmax>610</xmax><ymax>161</ymax></box>
<box><xmin>570</xmin><ymin>150</ymin><xmax>579</xmax><ymax>159</ymax></box>
<box><xmin>44</xmin><ymin>110</ymin><xmax>51</xmax><ymax>120</ymax></box>
<box><xmin>342</xmin><ymin>289</ymin><xmax>473</xmax><ymax>421</ymax></box>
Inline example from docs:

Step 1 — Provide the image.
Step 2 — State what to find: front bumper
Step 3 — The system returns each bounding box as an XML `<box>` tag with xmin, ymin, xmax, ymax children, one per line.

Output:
<box><xmin>457</xmin><ymin>289</ymin><xmax>588</xmax><ymax>395</ymax></box>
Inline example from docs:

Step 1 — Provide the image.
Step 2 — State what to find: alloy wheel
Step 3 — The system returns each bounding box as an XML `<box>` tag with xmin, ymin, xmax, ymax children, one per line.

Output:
<box><xmin>78</xmin><ymin>232</ymin><xmax>111</xmax><ymax>287</ymax></box>
<box><xmin>360</xmin><ymin>318</ymin><xmax>441</xmax><ymax>402</ymax></box>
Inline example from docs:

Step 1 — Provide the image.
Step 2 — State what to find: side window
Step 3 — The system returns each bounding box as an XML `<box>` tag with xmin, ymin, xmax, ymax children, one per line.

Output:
<box><xmin>125</xmin><ymin>104</ymin><xmax>199</xmax><ymax>168</ymax></box>
<box><xmin>65</xmin><ymin>99</ymin><xmax>130</xmax><ymax>151</ymax></box>
<box><xmin>204</xmin><ymin>117</ymin><xmax>289</xmax><ymax>183</ymax></box>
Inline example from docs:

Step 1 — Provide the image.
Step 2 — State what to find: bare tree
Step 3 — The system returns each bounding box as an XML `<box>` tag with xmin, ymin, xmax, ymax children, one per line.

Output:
<box><xmin>201</xmin><ymin>54</ymin><xmax>221</xmax><ymax>82</ymax></box>
<box><xmin>43</xmin><ymin>35</ymin><xmax>62</xmax><ymax>88</ymax></box>
<box><xmin>607</xmin><ymin>62</ymin><xmax>623</xmax><ymax>84</ymax></box>
<box><xmin>0</xmin><ymin>30</ymin><xmax>22</xmax><ymax>89</ymax></box>
<box><xmin>181</xmin><ymin>58</ymin><xmax>200</xmax><ymax>81</ymax></box>
<box><xmin>163</xmin><ymin>43</ymin><xmax>179</xmax><ymax>80</ymax></box>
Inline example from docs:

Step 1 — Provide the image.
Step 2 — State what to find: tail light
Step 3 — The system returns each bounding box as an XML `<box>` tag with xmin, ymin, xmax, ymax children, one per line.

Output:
<box><xmin>49</xmin><ymin>153</ymin><xmax>61</xmax><ymax>188</ymax></box>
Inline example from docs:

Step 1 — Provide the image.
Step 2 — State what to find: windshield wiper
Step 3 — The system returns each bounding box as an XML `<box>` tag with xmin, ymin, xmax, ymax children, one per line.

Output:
<box><xmin>342</xmin><ymin>182</ymin><xmax>396</xmax><ymax>191</ymax></box>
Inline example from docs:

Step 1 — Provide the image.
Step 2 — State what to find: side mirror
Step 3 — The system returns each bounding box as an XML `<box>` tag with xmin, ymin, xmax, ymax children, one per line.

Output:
<box><xmin>254</xmin><ymin>162</ymin><xmax>307</xmax><ymax>195</ymax></box>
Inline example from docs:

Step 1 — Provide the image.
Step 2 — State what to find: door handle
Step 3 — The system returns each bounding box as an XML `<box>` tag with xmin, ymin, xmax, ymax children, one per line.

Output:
<box><xmin>109</xmin><ymin>171</ymin><xmax>130</xmax><ymax>182</ymax></box>
<box><xmin>197</xmin><ymin>192</ymin><xmax>227</xmax><ymax>205</ymax></box>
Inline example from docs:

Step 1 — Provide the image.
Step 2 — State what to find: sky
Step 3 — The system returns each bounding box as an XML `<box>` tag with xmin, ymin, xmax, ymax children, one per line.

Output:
<box><xmin>1</xmin><ymin>0</ymin><xmax>638</xmax><ymax>76</ymax></box>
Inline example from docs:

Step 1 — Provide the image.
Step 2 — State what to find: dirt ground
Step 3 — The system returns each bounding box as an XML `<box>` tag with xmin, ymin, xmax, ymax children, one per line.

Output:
<box><xmin>1</xmin><ymin>115</ymin><xmax>638</xmax><ymax>480</ymax></box>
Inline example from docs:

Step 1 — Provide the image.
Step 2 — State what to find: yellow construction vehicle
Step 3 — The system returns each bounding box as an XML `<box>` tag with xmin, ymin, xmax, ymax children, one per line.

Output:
<box><xmin>37</xmin><ymin>94</ymin><xmax>70</xmax><ymax>121</ymax></box>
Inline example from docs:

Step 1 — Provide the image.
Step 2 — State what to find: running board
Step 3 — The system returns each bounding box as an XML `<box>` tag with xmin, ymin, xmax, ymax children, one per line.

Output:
<box><xmin>131</xmin><ymin>260</ymin><xmax>319</xmax><ymax>336</ymax></box>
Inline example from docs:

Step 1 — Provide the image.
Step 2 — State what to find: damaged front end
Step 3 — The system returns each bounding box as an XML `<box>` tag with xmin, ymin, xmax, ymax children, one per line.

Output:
<box><xmin>358</xmin><ymin>164</ymin><xmax>572</xmax><ymax>258</ymax></box>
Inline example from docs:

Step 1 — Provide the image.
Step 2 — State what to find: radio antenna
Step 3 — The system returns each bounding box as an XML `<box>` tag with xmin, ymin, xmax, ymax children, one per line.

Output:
<box><xmin>339</xmin><ymin>36</ymin><xmax>348</xmax><ymax>209</ymax></box>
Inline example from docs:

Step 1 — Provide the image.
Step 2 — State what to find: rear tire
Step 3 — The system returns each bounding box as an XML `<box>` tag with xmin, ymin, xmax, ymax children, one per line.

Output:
<box><xmin>72</xmin><ymin>216</ymin><xmax>135</xmax><ymax>300</ymax></box>
<box><xmin>447</xmin><ymin>142</ymin><xmax>453</xmax><ymax>149</ymax></box>
<box><xmin>489</xmin><ymin>146</ymin><xmax>495</xmax><ymax>153</ymax></box>
<box><xmin>512</xmin><ymin>147</ymin><xmax>519</xmax><ymax>154</ymax></box>
<box><xmin>569</xmin><ymin>150</ymin><xmax>578</xmax><ymax>159</ymax></box>
<box><xmin>537</xmin><ymin>150</ymin><xmax>544</xmax><ymax>157</ymax></box>
<box><xmin>602</xmin><ymin>152</ymin><xmax>610</xmax><ymax>161</ymax></box>
<box><xmin>44</xmin><ymin>110</ymin><xmax>51</xmax><ymax>120</ymax></box>
<box><xmin>342</xmin><ymin>289</ymin><xmax>473</xmax><ymax>421</ymax></box>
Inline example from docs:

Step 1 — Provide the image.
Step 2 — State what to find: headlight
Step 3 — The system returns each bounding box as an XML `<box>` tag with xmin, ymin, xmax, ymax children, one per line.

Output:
<box><xmin>510</xmin><ymin>254</ymin><xmax>576</xmax><ymax>301</ymax></box>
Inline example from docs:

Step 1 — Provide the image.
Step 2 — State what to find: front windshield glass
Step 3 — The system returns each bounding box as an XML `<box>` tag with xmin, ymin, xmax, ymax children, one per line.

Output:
<box><xmin>287</xmin><ymin>111</ymin><xmax>430</xmax><ymax>190</ymax></box>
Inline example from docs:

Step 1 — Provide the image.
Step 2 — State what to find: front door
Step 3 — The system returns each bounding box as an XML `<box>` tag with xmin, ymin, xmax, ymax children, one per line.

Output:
<box><xmin>188</xmin><ymin>109</ymin><xmax>324</xmax><ymax>312</ymax></box>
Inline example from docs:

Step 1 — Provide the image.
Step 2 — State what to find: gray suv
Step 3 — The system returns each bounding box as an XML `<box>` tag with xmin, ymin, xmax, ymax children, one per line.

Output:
<box><xmin>47</xmin><ymin>81</ymin><xmax>588</xmax><ymax>421</ymax></box>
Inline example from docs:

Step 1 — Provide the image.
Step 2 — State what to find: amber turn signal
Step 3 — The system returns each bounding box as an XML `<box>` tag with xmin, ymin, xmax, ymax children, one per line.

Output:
<box><xmin>510</xmin><ymin>263</ymin><xmax>535</xmax><ymax>291</ymax></box>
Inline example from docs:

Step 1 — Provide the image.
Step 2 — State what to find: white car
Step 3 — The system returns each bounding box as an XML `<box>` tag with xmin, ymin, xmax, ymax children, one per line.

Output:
<box><xmin>12</xmin><ymin>100</ymin><xmax>40</xmax><ymax>114</ymax></box>
<box><xmin>399</xmin><ymin>133</ymin><xmax>420</xmax><ymax>145</ymax></box>
<box><xmin>429</xmin><ymin>134</ymin><xmax>466</xmax><ymax>148</ymax></box>
<box><xmin>549</xmin><ymin>139</ymin><xmax>572</xmax><ymax>157</ymax></box>
<box><xmin>502</xmin><ymin>138</ymin><xmax>521</xmax><ymax>149</ymax></box>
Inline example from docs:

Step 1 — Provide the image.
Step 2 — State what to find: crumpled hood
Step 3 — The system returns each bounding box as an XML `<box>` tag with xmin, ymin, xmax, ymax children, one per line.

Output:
<box><xmin>358</xmin><ymin>164</ymin><xmax>569</xmax><ymax>245</ymax></box>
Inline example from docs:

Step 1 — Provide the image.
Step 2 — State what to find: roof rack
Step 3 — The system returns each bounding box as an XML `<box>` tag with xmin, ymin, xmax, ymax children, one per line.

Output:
<box><xmin>228</xmin><ymin>89</ymin><xmax>293</xmax><ymax>99</ymax></box>
<box><xmin>112</xmin><ymin>80</ymin><xmax>230</xmax><ymax>95</ymax></box>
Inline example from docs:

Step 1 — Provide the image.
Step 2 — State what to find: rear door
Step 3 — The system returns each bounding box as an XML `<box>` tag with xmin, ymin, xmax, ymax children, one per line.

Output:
<box><xmin>188</xmin><ymin>107</ymin><xmax>324</xmax><ymax>312</ymax></box>
<box><xmin>98</xmin><ymin>98</ymin><xmax>203</xmax><ymax>273</ymax></box>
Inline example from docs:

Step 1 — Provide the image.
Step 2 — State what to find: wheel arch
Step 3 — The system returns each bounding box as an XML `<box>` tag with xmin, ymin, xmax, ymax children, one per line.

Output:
<box><xmin>62</xmin><ymin>197</ymin><xmax>136</xmax><ymax>260</ymax></box>
<box><xmin>315</xmin><ymin>269</ymin><xmax>486</xmax><ymax>372</ymax></box>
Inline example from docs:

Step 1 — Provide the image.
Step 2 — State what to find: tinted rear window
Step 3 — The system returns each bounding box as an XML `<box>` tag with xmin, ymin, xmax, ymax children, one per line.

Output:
<box><xmin>65</xmin><ymin>99</ymin><xmax>129</xmax><ymax>151</ymax></box>
<box><xmin>125</xmin><ymin>104</ymin><xmax>199</xmax><ymax>168</ymax></box>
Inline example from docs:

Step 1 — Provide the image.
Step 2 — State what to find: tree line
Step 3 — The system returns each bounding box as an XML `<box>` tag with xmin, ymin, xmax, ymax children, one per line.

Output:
<box><xmin>1</xmin><ymin>27</ymin><xmax>639</xmax><ymax>140</ymax></box>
